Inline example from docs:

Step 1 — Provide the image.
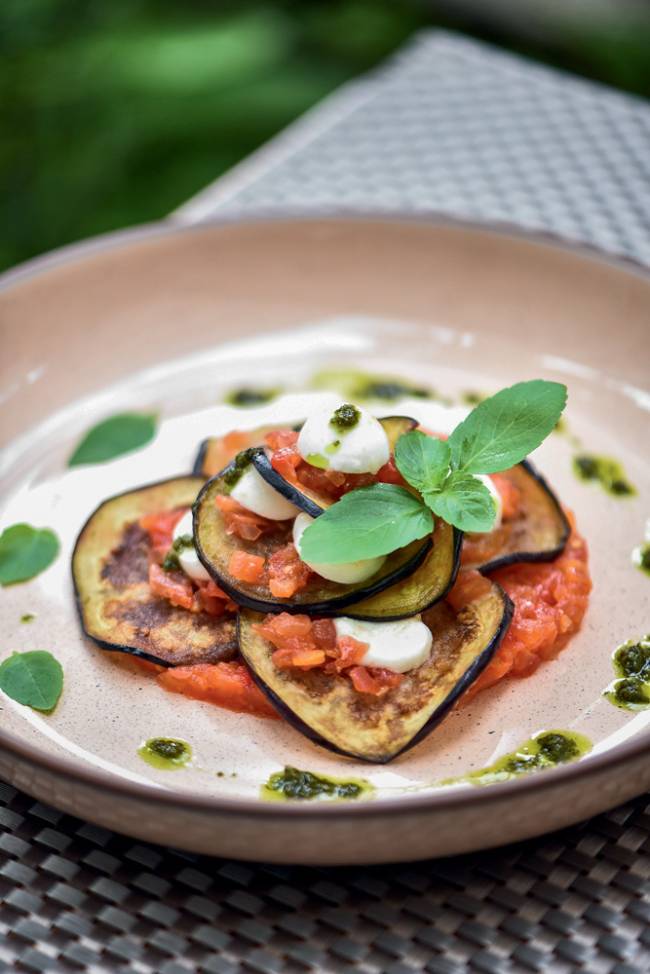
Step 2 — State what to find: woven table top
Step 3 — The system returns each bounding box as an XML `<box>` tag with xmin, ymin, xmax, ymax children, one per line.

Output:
<box><xmin>2</xmin><ymin>30</ymin><xmax>649</xmax><ymax>974</ymax></box>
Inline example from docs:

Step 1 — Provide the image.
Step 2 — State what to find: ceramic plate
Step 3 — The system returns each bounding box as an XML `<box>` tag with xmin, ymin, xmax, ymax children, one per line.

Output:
<box><xmin>1</xmin><ymin>216</ymin><xmax>649</xmax><ymax>864</ymax></box>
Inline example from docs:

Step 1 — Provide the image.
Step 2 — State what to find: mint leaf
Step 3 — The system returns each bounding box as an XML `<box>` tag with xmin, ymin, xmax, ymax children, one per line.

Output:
<box><xmin>300</xmin><ymin>484</ymin><xmax>433</xmax><ymax>564</ymax></box>
<box><xmin>448</xmin><ymin>380</ymin><xmax>567</xmax><ymax>474</ymax></box>
<box><xmin>68</xmin><ymin>412</ymin><xmax>157</xmax><ymax>466</ymax></box>
<box><xmin>0</xmin><ymin>651</ymin><xmax>63</xmax><ymax>711</ymax></box>
<box><xmin>0</xmin><ymin>524</ymin><xmax>60</xmax><ymax>586</ymax></box>
<box><xmin>394</xmin><ymin>431</ymin><xmax>450</xmax><ymax>492</ymax></box>
<box><xmin>424</xmin><ymin>474</ymin><xmax>496</xmax><ymax>533</ymax></box>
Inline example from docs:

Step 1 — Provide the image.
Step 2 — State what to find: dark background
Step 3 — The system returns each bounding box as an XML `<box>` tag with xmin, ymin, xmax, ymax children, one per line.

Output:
<box><xmin>2</xmin><ymin>0</ymin><xmax>649</xmax><ymax>272</ymax></box>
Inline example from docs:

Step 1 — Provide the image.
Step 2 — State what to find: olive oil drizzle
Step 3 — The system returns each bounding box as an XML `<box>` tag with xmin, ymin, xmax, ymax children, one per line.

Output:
<box><xmin>138</xmin><ymin>737</ymin><xmax>192</xmax><ymax>770</ymax></box>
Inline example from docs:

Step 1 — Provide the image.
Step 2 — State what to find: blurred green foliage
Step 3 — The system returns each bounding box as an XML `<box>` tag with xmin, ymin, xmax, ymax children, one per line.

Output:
<box><xmin>1</xmin><ymin>0</ymin><xmax>648</xmax><ymax>271</ymax></box>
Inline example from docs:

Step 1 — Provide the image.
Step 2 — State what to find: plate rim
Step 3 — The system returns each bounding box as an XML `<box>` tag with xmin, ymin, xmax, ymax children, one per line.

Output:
<box><xmin>1</xmin><ymin>210</ymin><xmax>649</xmax><ymax>820</ymax></box>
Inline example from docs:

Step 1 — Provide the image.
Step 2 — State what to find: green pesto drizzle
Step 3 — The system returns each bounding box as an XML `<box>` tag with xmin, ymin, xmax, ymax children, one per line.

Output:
<box><xmin>311</xmin><ymin>368</ymin><xmax>432</xmax><ymax>402</ymax></box>
<box><xmin>262</xmin><ymin>766</ymin><xmax>373</xmax><ymax>802</ymax></box>
<box><xmin>441</xmin><ymin>730</ymin><xmax>591</xmax><ymax>787</ymax></box>
<box><xmin>162</xmin><ymin>534</ymin><xmax>193</xmax><ymax>572</ymax></box>
<box><xmin>330</xmin><ymin>403</ymin><xmax>361</xmax><ymax>433</ymax></box>
<box><xmin>20</xmin><ymin>613</ymin><xmax>35</xmax><ymax>624</ymax></box>
<box><xmin>604</xmin><ymin>635</ymin><xmax>650</xmax><ymax>711</ymax></box>
<box><xmin>222</xmin><ymin>447</ymin><xmax>257</xmax><ymax>488</ymax></box>
<box><xmin>461</xmin><ymin>390</ymin><xmax>486</xmax><ymax>406</ymax></box>
<box><xmin>225</xmin><ymin>387</ymin><xmax>279</xmax><ymax>407</ymax></box>
<box><xmin>138</xmin><ymin>737</ymin><xmax>192</xmax><ymax>770</ymax></box>
<box><xmin>572</xmin><ymin>454</ymin><xmax>635</xmax><ymax>497</ymax></box>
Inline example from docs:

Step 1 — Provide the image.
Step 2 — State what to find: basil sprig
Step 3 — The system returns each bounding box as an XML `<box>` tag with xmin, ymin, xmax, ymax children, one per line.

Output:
<box><xmin>300</xmin><ymin>380</ymin><xmax>566</xmax><ymax>563</ymax></box>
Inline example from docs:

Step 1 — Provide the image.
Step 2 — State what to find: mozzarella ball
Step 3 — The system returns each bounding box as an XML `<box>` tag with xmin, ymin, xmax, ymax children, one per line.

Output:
<box><xmin>230</xmin><ymin>465</ymin><xmax>300</xmax><ymax>520</ymax></box>
<box><xmin>334</xmin><ymin>616</ymin><xmax>433</xmax><ymax>673</ymax></box>
<box><xmin>293</xmin><ymin>512</ymin><xmax>386</xmax><ymax>584</ymax></box>
<box><xmin>297</xmin><ymin>403</ymin><xmax>390</xmax><ymax>474</ymax></box>
<box><xmin>173</xmin><ymin>510</ymin><xmax>210</xmax><ymax>582</ymax></box>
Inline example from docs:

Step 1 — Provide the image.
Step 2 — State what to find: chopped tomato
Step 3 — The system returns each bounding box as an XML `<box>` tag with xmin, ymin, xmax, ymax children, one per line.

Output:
<box><xmin>265</xmin><ymin>428</ymin><xmax>375</xmax><ymax>500</ymax></box>
<box><xmin>376</xmin><ymin>457</ymin><xmax>407</xmax><ymax>486</ymax></box>
<box><xmin>215</xmin><ymin>494</ymin><xmax>276</xmax><ymax>541</ymax></box>
<box><xmin>140</xmin><ymin>508</ymin><xmax>186</xmax><ymax>559</ymax></box>
<box><xmin>268</xmin><ymin>544</ymin><xmax>312</xmax><ymax>598</ymax></box>
<box><xmin>265</xmin><ymin>429</ymin><xmax>300</xmax><ymax>452</ymax></box>
<box><xmin>349</xmin><ymin>666</ymin><xmax>404</xmax><ymax>696</ymax></box>
<box><xmin>158</xmin><ymin>661</ymin><xmax>279</xmax><ymax>718</ymax></box>
<box><xmin>148</xmin><ymin>562</ymin><xmax>195</xmax><ymax>610</ymax></box>
<box><xmin>195</xmin><ymin>578</ymin><xmax>236</xmax><ymax>616</ymax></box>
<box><xmin>272</xmin><ymin>647</ymin><xmax>326</xmax><ymax>669</ymax></box>
<box><xmin>327</xmin><ymin>635</ymin><xmax>368</xmax><ymax>674</ymax></box>
<box><xmin>228</xmin><ymin>549</ymin><xmax>265</xmax><ymax>584</ymax></box>
<box><xmin>490</xmin><ymin>473</ymin><xmax>522</xmax><ymax>521</ymax></box>
<box><xmin>311</xmin><ymin>618</ymin><xmax>337</xmax><ymax>650</ymax></box>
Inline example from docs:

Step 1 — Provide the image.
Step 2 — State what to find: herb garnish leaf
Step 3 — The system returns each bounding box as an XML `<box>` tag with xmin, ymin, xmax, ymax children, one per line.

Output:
<box><xmin>0</xmin><ymin>651</ymin><xmax>63</xmax><ymax>711</ymax></box>
<box><xmin>299</xmin><ymin>485</ymin><xmax>433</xmax><ymax>564</ymax></box>
<box><xmin>394</xmin><ymin>430</ymin><xmax>450</xmax><ymax>492</ymax></box>
<box><xmin>423</xmin><ymin>474</ymin><xmax>496</xmax><ymax>533</ymax></box>
<box><xmin>68</xmin><ymin>412</ymin><xmax>157</xmax><ymax>466</ymax></box>
<box><xmin>448</xmin><ymin>380</ymin><xmax>567</xmax><ymax>474</ymax></box>
<box><xmin>300</xmin><ymin>379</ymin><xmax>567</xmax><ymax>561</ymax></box>
<box><xmin>0</xmin><ymin>524</ymin><xmax>60</xmax><ymax>586</ymax></box>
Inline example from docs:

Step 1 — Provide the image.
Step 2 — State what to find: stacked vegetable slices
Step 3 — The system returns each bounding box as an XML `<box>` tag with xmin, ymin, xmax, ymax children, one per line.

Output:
<box><xmin>73</xmin><ymin>414</ymin><xmax>570</xmax><ymax>763</ymax></box>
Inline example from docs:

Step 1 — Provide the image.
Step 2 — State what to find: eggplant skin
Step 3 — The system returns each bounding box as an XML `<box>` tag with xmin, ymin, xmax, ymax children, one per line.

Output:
<box><xmin>344</xmin><ymin>519</ymin><xmax>462</xmax><ymax>621</ymax></box>
<box><xmin>193</xmin><ymin>461</ymin><xmax>433</xmax><ymax>616</ymax></box>
<box><xmin>238</xmin><ymin>582</ymin><xmax>513</xmax><ymax>763</ymax></box>
<box><xmin>251</xmin><ymin>415</ymin><xmax>418</xmax><ymax>518</ymax></box>
<box><xmin>467</xmin><ymin>459</ymin><xmax>570</xmax><ymax>574</ymax></box>
<box><xmin>72</xmin><ymin>476</ymin><xmax>238</xmax><ymax>668</ymax></box>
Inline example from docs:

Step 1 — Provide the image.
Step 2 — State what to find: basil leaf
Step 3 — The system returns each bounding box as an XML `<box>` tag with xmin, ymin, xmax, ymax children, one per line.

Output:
<box><xmin>0</xmin><ymin>523</ymin><xmax>60</xmax><ymax>586</ymax></box>
<box><xmin>68</xmin><ymin>412</ymin><xmax>157</xmax><ymax>466</ymax></box>
<box><xmin>0</xmin><ymin>651</ymin><xmax>63</xmax><ymax>711</ymax></box>
<box><xmin>300</xmin><ymin>484</ymin><xmax>433</xmax><ymax>563</ymax></box>
<box><xmin>448</xmin><ymin>380</ymin><xmax>567</xmax><ymax>474</ymax></box>
<box><xmin>394</xmin><ymin>431</ymin><xmax>450</xmax><ymax>492</ymax></box>
<box><xmin>424</xmin><ymin>474</ymin><xmax>497</xmax><ymax>533</ymax></box>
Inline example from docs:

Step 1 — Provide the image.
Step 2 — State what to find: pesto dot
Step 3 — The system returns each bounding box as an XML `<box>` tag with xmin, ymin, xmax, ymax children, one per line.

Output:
<box><xmin>330</xmin><ymin>403</ymin><xmax>361</xmax><ymax>433</ymax></box>
<box><xmin>265</xmin><ymin>766</ymin><xmax>366</xmax><ymax>800</ymax></box>
<box><xmin>226</xmin><ymin>388</ymin><xmax>278</xmax><ymax>407</ymax></box>
<box><xmin>615</xmin><ymin>640</ymin><xmax>650</xmax><ymax>679</ymax></box>
<box><xmin>222</xmin><ymin>448</ymin><xmax>257</xmax><ymax>487</ymax></box>
<box><xmin>613</xmin><ymin>677</ymin><xmax>649</xmax><ymax>706</ymax></box>
<box><xmin>536</xmin><ymin>732</ymin><xmax>579</xmax><ymax>764</ymax></box>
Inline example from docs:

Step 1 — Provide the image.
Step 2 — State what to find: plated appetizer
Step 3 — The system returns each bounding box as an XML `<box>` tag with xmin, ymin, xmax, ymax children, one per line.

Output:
<box><xmin>73</xmin><ymin>380</ymin><xmax>592</xmax><ymax>763</ymax></box>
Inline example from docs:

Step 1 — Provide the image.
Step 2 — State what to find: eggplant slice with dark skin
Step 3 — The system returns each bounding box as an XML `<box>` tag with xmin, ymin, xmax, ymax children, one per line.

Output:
<box><xmin>193</xmin><ymin>454</ymin><xmax>439</xmax><ymax>615</ymax></box>
<box><xmin>72</xmin><ymin>476</ymin><xmax>238</xmax><ymax>667</ymax></box>
<box><xmin>238</xmin><ymin>579</ymin><xmax>513</xmax><ymax>763</ymax></box>
<box><xmin>193</xmin><ymin>425</ymin><xmax>284</xmax><ymax>479</ymax></box>
<box><xmin>251</xmin><ymin>415</ymin><xmax>417</xmax><ymax>517</ymax></box>
<box><xmin>463</xmin><ymin>459</ymin><xmax>570</xmax><ymax>574</ymax></box>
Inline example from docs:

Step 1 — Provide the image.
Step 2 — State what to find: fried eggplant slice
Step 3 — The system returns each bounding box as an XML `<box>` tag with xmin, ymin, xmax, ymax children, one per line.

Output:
<box><xmin>193</xmin><ymin>457</ymin><xmax>432</xmax><ymax>615</ymax></box>
<box><xmin>251</xmin><ymin>415</ymin><xmax>418</xmax><ymax>517</ymax></box>
<box><xmin>73</xmin><ymin>476</ymin><xmax>237</xmax><ymax>667</ymax></box>
<box><xmin>463</xmin><ymin>460</ymin><xmax>570</xmax><ymax>573</ymax></box>
<box><xmin>238</xmin><ymin>578</ymin><xmax>513</xmax><ymax>763</ymax></box>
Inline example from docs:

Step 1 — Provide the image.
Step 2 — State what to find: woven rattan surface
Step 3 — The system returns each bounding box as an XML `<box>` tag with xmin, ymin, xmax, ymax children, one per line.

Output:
<box><xmin>2</xmin><ymin>30</ymin><xmax>649</xmax><ymax>973</ymax></box>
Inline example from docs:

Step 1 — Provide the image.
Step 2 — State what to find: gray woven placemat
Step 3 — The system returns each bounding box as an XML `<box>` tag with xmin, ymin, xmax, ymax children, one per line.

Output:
<box><xmin>2</xmin><ymin>29</ymin><xmax>649</xmax><ymax>974</ymax></box>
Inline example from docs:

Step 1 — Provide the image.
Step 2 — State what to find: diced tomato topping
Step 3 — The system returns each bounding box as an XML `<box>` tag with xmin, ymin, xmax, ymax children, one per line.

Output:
<box><xmin>254</xmin><ymin>613</ymin><xmax>402</xmax><ymax>694</ymax></box>
<box><xmin>349</xmin><ymin>666</ymin><xmax>404</xmax><ymax>696</ymax></box>
<box><xmin>228</xmin><ymin>549</ymin><xmax>265</xmax><ymax>583</ymax></box>
<box><xmin>265</xmin><ymin>429</ymin><xmax>300</xmax><ymax>452</ymax></box>
<box><xmin>327</xmin><ymin>635</ymin><xmax>368</xmax><ymax>674</ymax></box>
<box><xmin>202</xmin><ymin>430</ymin><xmax>266</xmax><ymax>477</ymax></box>
<box><xmin>376</xmin><ymin>457</ymin><xmax>407</xmax><ymax>486</ymax></box>
<box><xmin>195</xmin><ymin>579</ymin><xmax>237</xmax><ymax>616</ymax></box>
<box><xmin>157</xmin><ymin>661</ymin><xmax>279</xmax><ymax>718</ymax></box>
<box><xmin>140</xmin><ymin>508</ymin><xmax>186</xmax><ymax>560</ymax></box>
<box><xmin>265</xmin><ymin>428</ymin><xmax>376</xmax><ymax>501</ymax></box>
<box><xmin>490</xmin><ymin>473</ymin><xmax>522</xmax><ymax>521</ymax></box>
<box><xmin>268</xmin><ymin>544</ymin><xmax>312</xmax><ymax>598</ymax></box>
<box><xmin>148</xmin><ymin>562</ymin><xmax>194</xmax><ymax>611</ymax></box>
<box><xmin>215</xmin><ymin>494</ymin><xmax>277</xmax><ymax>541</ymax></box>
